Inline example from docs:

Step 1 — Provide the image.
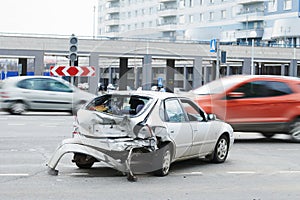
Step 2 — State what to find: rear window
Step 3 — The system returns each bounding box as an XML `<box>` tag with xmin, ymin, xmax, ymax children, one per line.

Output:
<box><xmin>85</xmin><ymin>94</ymin><xmax>151</xmax><ymax>116</ymax></box>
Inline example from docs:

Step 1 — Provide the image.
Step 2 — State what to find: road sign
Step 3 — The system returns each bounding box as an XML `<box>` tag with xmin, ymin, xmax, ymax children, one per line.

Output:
<box><xmin>210</xmin><ymin>39</ymin><xmax>217</xmax><ymax>53</ymax></box>
<box><xmin>50</xmin><ymin>66</ymin><xmax>95</xmax><ymax>77</ymax></box>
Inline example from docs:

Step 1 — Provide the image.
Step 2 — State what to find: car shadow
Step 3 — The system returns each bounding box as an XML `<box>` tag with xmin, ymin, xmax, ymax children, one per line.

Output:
<box><xmin>234</xmin><ymin>136</ymin><xmax>294</xmax><ymax>144</ymax></box>
<box><xmin>67</xmin><ymin>158</ymin><xmax>212</xmax><ymax>179</ymax></box>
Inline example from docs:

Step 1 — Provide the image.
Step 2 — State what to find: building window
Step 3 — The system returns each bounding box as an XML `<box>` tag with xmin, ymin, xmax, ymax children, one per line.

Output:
<box><xmin>189</xmin><ymin>15</ymin><xmax>194</xmax><ymax>23</ymax></box>
<box><xmin>179</xmin><ymin>0</ymin><xmax>185</xmax><ymax>8</ymax></box>
<box><xmin>149</xmin><ymin>7</ymin><xmax>153</xmax><ymax>15</ymax></box>
<box><xmin>189</xmin><ymin>0</ymin><xmax>194</xmax><ymax>7</ymax></box>
<box><xmin>199</xmin><ymin>13</ymin><xmax>203</xmax><ymax>22</ymax></box>
<box><xmin>209</xmin><ymin>12</ymin><xmax>214</xmax><ymax>21</ymax></box>
<box><xmin>179</xmin><ymin>15</ymin><xmax>185</xmax><ymax>24</ymax></box>
<box><xmin>209</xmin><ymin>0</ymin><xmax>214</xmax><ymax>4</ymax></box>
<box><xmin>284</xmin><ymin>0</ymin><xmax>292</xmax><ymax>10</ymax></box>
<box><xmin>221</xmin><ymin>10</ymin><xmax>226</xmax><ymax>19</ymax></box>
<box><xmin>200</xmin><ymin>0</ymin><xmax>203</xmax><ymax>5</ymax></box>
<box><xmin>268</xmin><ymin>0</ymin><xmax>277</xmax><ymax>12</ymax></box>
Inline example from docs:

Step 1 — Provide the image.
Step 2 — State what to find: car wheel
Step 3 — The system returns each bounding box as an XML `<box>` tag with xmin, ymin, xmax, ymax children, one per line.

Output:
<box><xmin>9</xmin><ymin>101</ymin><xmax>27</xmax><ymax>115</ymax></box>
<box><xmin>73</xmin><ymin>153</ymin><xmax>95</xmax><ymax>169</ymax></box>
<box><xmin>211</xmin><ymin>135</ymin><xmax>229</xmax><ymax>163</ymax></box>
<box><xmin>154</xmin><ymin>145</ymin><xmax>171</xmax><ymax>176</ymax></box>
<box><xmin>289</xmin><ymin>118</ymin><xmax>300</xmax><ymax>142</ymax></box>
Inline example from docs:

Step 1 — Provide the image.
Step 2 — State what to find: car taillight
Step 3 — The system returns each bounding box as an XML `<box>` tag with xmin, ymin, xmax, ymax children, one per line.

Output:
<box><xmin>72</xmin><ymin>117</ymin><xmax>80</xmax><ymax>137</ymax></box>
<box><xmin>134</xmin><ymin>124</ymin><xmax>154</xmax><ymax>139</ymax></box>
<box><xmin>0</xmin><ymin>92</ymin><xmax>10</xmax><ymax>98</ymax></box>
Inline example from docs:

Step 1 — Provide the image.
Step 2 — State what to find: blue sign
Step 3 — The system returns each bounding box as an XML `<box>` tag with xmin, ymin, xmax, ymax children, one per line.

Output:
<box><xmin>210</xmin><ymin>39</ymin><xmax>217</xmax><ymax>53</ymax></box>
<box><xmin>157</xmin><ymin>77</ymin><xmax>163</xmax><ymax>87</ymax></box>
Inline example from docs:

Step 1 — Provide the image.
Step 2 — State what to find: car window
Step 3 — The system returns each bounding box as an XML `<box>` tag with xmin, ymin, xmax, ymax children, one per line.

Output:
<box><xmin>47</xmin><ymin>79</ymin><xmax>73</xmax><ymax>92</ymax></box>
<box><xmin>231</xmin><ymin>81</ymin><xmax>292</xmax><ymax>98</ymax></box>
<box><xmin>17</xmin><ymin>79</ymin><xmax>35</xmax><ymax>90</ymax></box>
<box><xmin>163</xmin><ymin>98</ymin><xmax>187</xmax><ymax>123</ymax></box>
<box><xmin>85</xmin><ymin>94</ymin><xmax>150</xmax><ymax>116</ymax></box>
<box><xmin>180</xmin><ymin>99</ymin><xmax>206</xmax><ymax>122</ymax></box>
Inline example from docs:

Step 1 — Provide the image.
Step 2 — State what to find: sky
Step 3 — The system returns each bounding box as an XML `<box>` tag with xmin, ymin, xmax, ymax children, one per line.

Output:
<box><xmin>0</xmin><ymin>0</ymin><xmax>98</xmax><ymax>36</ymax></box>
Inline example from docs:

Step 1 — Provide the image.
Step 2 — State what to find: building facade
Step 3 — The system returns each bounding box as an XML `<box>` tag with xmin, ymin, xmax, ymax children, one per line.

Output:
<box><xmin>97</xmin><ymin>0</ymin><xmax>300</xmax><ymax>47</ymax></box>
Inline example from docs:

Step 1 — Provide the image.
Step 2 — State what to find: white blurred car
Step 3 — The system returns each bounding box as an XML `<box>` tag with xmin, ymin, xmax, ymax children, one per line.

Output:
<box><xmin>47</xmin><ymin>91</ymin><xmax>234</xmax><ymax>181</ymax></box>
<box><xmin>0</xmin><ymin>76</ymin><xmax>95</xmax><ymax>114</ymax></box>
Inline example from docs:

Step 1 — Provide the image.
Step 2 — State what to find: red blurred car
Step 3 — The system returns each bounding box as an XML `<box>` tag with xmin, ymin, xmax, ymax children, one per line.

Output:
<box><xmin>193</xmin><ymin>75</ymin><xmax>300</xmax><ymax>142</ymax></box>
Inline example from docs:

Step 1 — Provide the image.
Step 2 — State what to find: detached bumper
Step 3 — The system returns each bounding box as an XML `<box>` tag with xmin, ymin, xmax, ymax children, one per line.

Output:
<box><xmin>47</xmin><ymin>136</ymin><xmax>156</xmax><ymax>174</ymax></box>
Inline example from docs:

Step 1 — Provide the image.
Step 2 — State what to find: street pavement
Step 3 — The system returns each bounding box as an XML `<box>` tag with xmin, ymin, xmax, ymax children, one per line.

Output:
<box><xmin>0</xmin><ymin>112</ymin><xmax>299</xmax><ymax>200</ymax></box>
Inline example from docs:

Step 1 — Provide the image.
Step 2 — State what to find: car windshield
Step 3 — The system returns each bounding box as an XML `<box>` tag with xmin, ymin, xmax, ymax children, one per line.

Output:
<box><xmin>85</xmin><ymin>94</ymin><xmax>152</xmax><ymax>116</ymax></box>
<box><xmin>192</xmin><ymin>76</ymin><xmax>250</xmax><ymax>95</ymax></box>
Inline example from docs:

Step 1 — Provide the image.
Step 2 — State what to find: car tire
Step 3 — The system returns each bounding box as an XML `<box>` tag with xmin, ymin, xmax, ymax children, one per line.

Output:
<box><xmin>73</xmin><ymin>153</ymin><xmax>95</xmax><ymax>169</ymax></box>
<box><xmin>289</xmin><ymin>118</ymin><xmax>300</xmax><ymax>143</ymax></box>
<box><xmin>9</xmin><ymin>101</ymin><xmax>27</xmax><ymax>115</ymax></box>
<box><xmin>153</xmin><ymin>145</ymin><xmax>172</xmax><ymax>176</ymax></box>
<box><xmin>211</xmin><ymin>134</ymin><xmax>229</xmax><ymax>163</ymax></box>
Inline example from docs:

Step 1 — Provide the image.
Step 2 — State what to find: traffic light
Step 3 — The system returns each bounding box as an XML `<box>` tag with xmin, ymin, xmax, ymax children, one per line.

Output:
<box><xmin>69</xmin><ymin>34</ymin><xmax>78</xmax><ymax>63</ymax></box>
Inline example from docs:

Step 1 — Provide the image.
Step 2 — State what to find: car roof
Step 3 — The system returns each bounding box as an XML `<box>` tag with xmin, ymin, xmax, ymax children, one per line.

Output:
<box><xmin>106</xmin><ymin>90</ymin><xmax>187</xmax><ymax>100</ymax></box>
<box><xmin>3</xmin><ymin>76</ymin><xmax>66</xmax><ymax>84</ymax></box>
<box><xmin>222</xmin><ymin>74</ymin><xmax>300</xmax><ymax>81</ymax></box>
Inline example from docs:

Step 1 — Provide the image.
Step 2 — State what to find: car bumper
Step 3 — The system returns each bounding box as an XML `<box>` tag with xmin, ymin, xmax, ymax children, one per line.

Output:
<box><xmin>47</xmin><ymin>136</ymin><xmax>156</xmax><ymax>174</ymax></box>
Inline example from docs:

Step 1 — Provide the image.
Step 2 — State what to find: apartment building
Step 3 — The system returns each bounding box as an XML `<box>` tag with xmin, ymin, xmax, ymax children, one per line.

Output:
<box><xmin>97</xmin><ymin>0</ymin><xmax>300</xmax><ymax>46</ymax></box>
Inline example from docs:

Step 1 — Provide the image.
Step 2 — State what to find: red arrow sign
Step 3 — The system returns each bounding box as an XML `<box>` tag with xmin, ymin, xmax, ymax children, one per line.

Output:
<box><xmin>50</xmin><ymin>66</ymin><xmax>95</xmax><ymax>77</ymax></box>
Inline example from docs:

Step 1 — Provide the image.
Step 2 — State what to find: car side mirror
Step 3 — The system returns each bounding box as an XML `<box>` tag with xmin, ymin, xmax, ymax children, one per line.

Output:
<box><xmin>227</xmin><ymin>92</ymin><xmax>245</xmax><ymax>98</ymax></box>
<box><xmin>207</xmin><ymin>114</ymin><xmax>216</xmax><ymax>120</ymax></box>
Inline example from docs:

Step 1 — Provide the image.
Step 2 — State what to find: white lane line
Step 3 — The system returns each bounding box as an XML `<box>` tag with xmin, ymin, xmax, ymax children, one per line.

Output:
<box><xmin>0</xmin><ymin>173</ymin><xmax>29</xmax><ymax>176</ymax></box>
<box><xmin>7</xmin><ymin>123</ymin><xmax>25</xmax><ymax>126</ymax></box>
<box><xmin>277</xmin><ymin>148</ymin><xmax>299</xmax><ymax>151</ymax></box>
<box><xmin>279</xmin><ymin>171</ymin><xmax>300</xmax><ymax>174</ymax></box>
<box><xmin>227</xmin><ymin>171</ymin><xmax>256</xmax><ymax>174</ymax></box>
<box><xmin>70</xmin><ymin>172</ymin><xmax>90</xmax><ymax>176</ymax></box>
<box><xmin>174</xmin><ymin>171</ymin><xmax>203</xmax><ymax>176</ymax></box>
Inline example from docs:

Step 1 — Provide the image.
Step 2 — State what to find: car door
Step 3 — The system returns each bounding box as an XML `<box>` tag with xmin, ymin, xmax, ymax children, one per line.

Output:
<box><xmin>224</xmin><ymin>80</ymin><xmax>294</xmax><ymax>124</ymax></box>
<box><xmin>180</xmin><ymin>98</ymin><xmax>215</xmax><ymax>155</ymax></box>
<box><xmin>28</xmin><ymin>78</ymin><xmax>74</xmax><ymax>110</ymax></box>
<box><xmin>162</xmin><ymin>98</ymin><xmax>193</xmax><ymax>159</ymax></box>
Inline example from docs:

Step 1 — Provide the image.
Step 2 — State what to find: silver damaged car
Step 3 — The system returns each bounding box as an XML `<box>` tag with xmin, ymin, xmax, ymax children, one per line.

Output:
<box><xmin>47</xmin><ymin>91</ymin><xmax>234</xmax><ymax>181</ymax></box>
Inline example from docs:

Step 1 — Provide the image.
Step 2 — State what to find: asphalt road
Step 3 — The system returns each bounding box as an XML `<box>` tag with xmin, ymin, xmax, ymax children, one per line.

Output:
<box><xmin>0</xmin><ymin>112</ymin><xmax>300</xmax><ymax>200</ymax></box>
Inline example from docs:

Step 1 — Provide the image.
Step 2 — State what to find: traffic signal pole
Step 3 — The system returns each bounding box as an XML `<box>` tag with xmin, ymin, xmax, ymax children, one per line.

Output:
<box><xmin>69</xmin><ymin>34</ymin><xmax>78</xmax><ymax>85</ymax></box>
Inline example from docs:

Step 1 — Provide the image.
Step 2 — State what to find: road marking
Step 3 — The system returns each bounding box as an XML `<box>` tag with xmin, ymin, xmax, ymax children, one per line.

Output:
<box><xmin>175</xmin><ymin>172</ymin><xmax>203</xmax><ymax>176</ymax></box>
<box><xmin>7</xmin><ymin>123</ymin><xmax>25</xmax><ymax>126</ymax></box>
<box><xmin>0</xmin><ymin>173</ymin><xmax>29</xmax><ymax>176</ymax></box>
<box><xmin>279</xmin><ymin>171</ymin><xmax>300</xmax><ymax>174</ymax></box>
<box><xmin>227</xmin><ymin>171</ymin><xmax>256</xmax><ymax>174</ymax></box>
<box><xmin>277</xmin><ymin>148</ymin><xmax>299</xmax><ymax>151</ymax></box>
<box><xmin>70</xmin><ymin>172</ymin><xmax>90</xmax><ymax>176</ymax></box>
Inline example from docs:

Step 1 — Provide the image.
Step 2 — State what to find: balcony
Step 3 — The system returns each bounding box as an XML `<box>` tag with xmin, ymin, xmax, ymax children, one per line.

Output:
<box><xmin>237</xmin><ymin>0</ymin><xmax>265</xmax><ymax>4</ymax></box>
<box><xmin>158</xmin><ymin>6</ymin><xmax>177</xmax><ymax>17</ymax></box>
<box><xmin>158</xmin><ymin>0</ymin><xmax>177</xmax><ymax>2</ymax></box>
<box><xmin>107</xmin><ymin>6</ymin><xmax>120</xmax><ymax>14</ymax></box>
<box><xmin>105</xmin><ymin>17</ymin><xmax>120</xmax><ymax>26</ymax></box>
<box><xmin>235</xmin><ymin>28</ymin><xmax>264</xmax><ymax>39</ymax></box>
<box><xmin>236</xmin><ymin>9</ymin><xmax>264</xmax><ymax>22</ymax></box>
